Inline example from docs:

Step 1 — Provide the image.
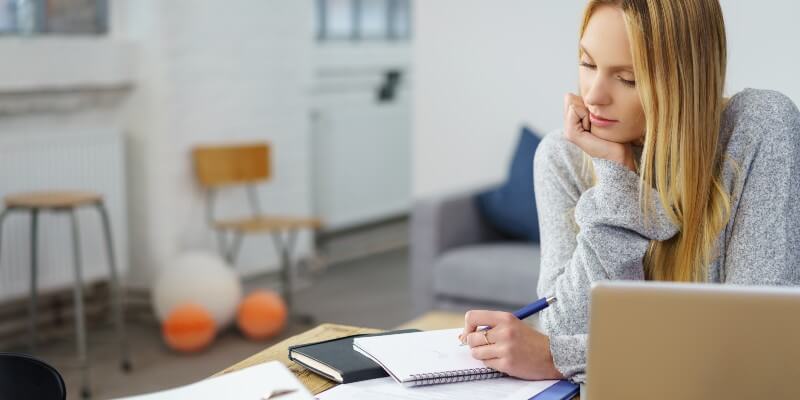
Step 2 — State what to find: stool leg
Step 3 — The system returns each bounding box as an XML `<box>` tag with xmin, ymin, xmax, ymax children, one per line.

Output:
<box><xmin>95</xmin><ymin>202</ymin><xmax>131</xmax><ymax>371</ymax></box>
<box><xmin>29</xmin><ymin>209</ymin><xmax>39</xmax><ymax>353</ymax></box>
<box><xmin>68</xmin><ymin>211</ymin><xmax>91</xmax><ymax>399</ymax></box>
<box><xmin>0</xmin><ymin>209</ymin><xmax>8</xmax><ymax>263</ymax></box>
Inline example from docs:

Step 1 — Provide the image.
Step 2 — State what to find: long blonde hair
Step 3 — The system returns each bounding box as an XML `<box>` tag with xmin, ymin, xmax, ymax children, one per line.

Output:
<box><xmin>579</xmin><ymin>0</ymin><xmax>731</xmax><ymax>282</ymax></box>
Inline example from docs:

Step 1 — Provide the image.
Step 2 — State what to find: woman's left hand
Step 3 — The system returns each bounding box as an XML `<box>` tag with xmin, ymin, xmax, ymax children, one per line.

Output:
<box><xmin>459</xmin><ymin>310</ymin><xmax>564</xmax><ymax>381</ymax></box>
<box><xmin>563</xmin><ymin>93</ymin><xmax>638</xmax><ymax>172</ymax></box>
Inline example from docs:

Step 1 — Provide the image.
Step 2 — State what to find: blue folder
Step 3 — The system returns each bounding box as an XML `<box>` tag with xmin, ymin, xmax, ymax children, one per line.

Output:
<box><xmin>529</xmin><ymin>380</ymin><xmax>580</xmax><ymax>400</ymax></box>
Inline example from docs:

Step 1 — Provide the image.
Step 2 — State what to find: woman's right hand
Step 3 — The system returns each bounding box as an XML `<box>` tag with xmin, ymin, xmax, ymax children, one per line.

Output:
<box><xmin>563</xmin><ymin>93</ymin><xmax>637</xmax><ymax>172</ymax></box>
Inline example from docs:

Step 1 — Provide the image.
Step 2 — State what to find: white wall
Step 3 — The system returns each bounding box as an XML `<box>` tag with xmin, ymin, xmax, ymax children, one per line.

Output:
<box><xmin>412</xmin><ymin>0</ymin><xmax>800</xmax><ymax>198</ymax></box>
<box><xmin>0</xmin><ymin>38</ymin><xmax>134</xmax><ymax>300</ymax></box>
<box><xmin>722</xmin><ymin>1</ymin><xmax>800</xmax><ymax>100</ymax></box>
<box><xmin>112</xmin><ymin>0</ymin><xmax>315</xmax><ymax>286</ymax></box>
<box><xmin>311</xmin><ymin>43</ymin><xmax>412</xmax><ymax>231</ymax></box>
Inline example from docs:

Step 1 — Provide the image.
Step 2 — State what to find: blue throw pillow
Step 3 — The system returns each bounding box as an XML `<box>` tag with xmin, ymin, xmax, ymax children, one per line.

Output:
<box><xmin>475</xmin><ymin>125</ymin><xmax>541</xmax><ymax>242</ymax></box>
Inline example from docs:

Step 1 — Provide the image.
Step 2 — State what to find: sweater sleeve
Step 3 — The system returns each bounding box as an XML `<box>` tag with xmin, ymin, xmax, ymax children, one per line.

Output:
<box><xmin>722</xmin><ymin>92</ymin><xmax>800</xmax><ymax>286</ymax></box>
<box><xmin>533</xmin><ymin>133</ymin><xmax>679</xmax><ymax>382</ymax></box>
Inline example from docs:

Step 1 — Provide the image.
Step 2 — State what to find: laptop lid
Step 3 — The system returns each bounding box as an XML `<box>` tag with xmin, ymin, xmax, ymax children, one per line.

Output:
<box><xmin>585</xmin><ymin>281</ymin><xmax>800</xmax><ymax>399</ymax></box>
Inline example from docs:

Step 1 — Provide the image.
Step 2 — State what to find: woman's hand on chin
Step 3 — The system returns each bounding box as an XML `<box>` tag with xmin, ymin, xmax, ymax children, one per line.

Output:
<box><xmin>458</xmin><ymin>310</ymin><xmax>565</xmax><ymax>381</ymax></box>
<box><xmin>563</xmin><ymin>93</ymin><xmax>637</xmax><ymax>172</ymax></box>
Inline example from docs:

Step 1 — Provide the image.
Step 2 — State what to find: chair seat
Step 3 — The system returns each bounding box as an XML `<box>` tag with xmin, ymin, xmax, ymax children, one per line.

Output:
<box><xmin>214</xmin><ymin>215</ymin><xmax>322</xmax><ymax>232</ymax></box>
<box><xmin>433</xmin><ymin>243</ymin><xmax>541</xmax><ymax>307</ymax></box>
<box><xmin>0</xmin><ymin>352</ymin><xmax>66</xmax><ymax>400</ymax></box>
<box><xmin>4</xmin><ymin>191</ymin><xmax>101</xmax><ymax>209</ymax></box>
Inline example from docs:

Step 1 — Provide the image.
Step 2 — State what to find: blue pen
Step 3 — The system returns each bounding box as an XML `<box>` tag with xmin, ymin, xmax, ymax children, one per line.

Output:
<box><xmin>509</xmin><ymin>296</ymin><xmax>557</xmax><ymax>322</ymax></box>
<box><xmin>460</xmin><ymin>296</ymin><xmax>557</xmax><ymax>345</ymax></box>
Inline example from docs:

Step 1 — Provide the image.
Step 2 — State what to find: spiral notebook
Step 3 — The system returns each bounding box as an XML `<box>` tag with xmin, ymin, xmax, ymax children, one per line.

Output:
<box><xmin>352</xmin><ymin>328</ymin><xmax>506</xmax><ymax>387</ymax></box>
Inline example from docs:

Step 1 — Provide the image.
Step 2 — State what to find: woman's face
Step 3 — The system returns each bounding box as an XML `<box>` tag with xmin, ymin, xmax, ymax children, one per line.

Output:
<box><xmin>579</xmin><ymin>5</ymin><xmax>646</xmax><ymax>144</ymax></box>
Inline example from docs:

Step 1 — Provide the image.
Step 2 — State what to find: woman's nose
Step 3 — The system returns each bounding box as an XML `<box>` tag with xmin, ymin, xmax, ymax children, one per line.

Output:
<box><xmin>583</xmin><ymin>77</ymin><xmax>611</xmax><ymax>106</ymax></box>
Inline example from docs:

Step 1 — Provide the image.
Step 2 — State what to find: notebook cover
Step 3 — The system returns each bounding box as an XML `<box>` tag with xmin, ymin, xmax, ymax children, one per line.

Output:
<box><xmin>529</xmin><ymin>380</ymin><xmax>580</xmax><ymax>400</ymax></box>
<box><xmin>288</xmin><ymin>329</ymin><xmax>420</xmax><ymax>384</ymax></box>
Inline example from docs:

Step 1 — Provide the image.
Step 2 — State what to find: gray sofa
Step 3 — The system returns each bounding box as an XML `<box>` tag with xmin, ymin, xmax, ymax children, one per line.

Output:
<box><xmin>410</xmin><ymin>184</ymin><xmax>542</xmax><ymax>316</ymax></box>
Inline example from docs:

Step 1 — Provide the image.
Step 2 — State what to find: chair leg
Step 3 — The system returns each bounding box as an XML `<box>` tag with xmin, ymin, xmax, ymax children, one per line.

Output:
<box><xmin>95</xmin><ymin>202</ymin><xmax>131</xmax><ymax>372</ymax></box>
<box><xmin>68</xmin><ymin>210</ymin><xmax>91</xmax><ymax>399</ymax></box>
<box><xmin>216</xmin><ymin>229</ymin><xmax>243</xmax><ymax>265</ymax></box>
<box><xmin>29</xmin><ymin>209</ymin><xmax>39</xmax><ymax>354</ymax></box>
<box><xmin>270</xmin><ymin>229</ymin><xmax>313</xmax><ymax>324</ymax></box>
<box><xmin>270</xmin><ymin>230</ymin><xmax>293</xmax><ymax>310</ymax></box>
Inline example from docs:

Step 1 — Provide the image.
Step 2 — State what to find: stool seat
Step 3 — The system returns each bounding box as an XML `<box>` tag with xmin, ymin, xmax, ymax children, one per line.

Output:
<box><xmin>214</xmin><ymin>215</ymin><xmax>323</xmax><ymax>232</ymax></box>
<box><xmin>4</xmin><ymin>191</ymin><xmax>102</xmax><ymax>209</ymax></box>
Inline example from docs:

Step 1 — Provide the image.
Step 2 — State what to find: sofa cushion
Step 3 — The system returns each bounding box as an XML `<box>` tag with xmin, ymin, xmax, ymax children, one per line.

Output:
<box><xmin>433</xmin><ymin>243</ymin><xmax>541</xmax><ymax>307</ymax></box>
<box><xmin>475</xmin><ymin>125</ymin><xmax>542</xmax><ymax>242</ymax></box>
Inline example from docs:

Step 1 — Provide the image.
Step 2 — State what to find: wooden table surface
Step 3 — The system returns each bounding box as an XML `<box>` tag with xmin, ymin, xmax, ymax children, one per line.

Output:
<box><xmin>216</xmin><ymin>311</ymin><xmax>579</xmax><ymax>398</ymax></box>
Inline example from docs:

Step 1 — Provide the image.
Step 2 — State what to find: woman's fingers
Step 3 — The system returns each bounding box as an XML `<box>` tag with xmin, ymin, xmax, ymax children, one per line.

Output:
<box><xmin>563</xmin><ymin>93</ymin><xmax>584</xmax><ymax>114</ymax></box>
<box><xmin>564</xmin><ymin>94</ymin><xmax>589</xmax><ymax>124</ymax></box>
<box><xmin>464</xmin><ymin>328</ymin><xmax>496</xmax><ymax>348</ymax></box>
<box><xmin>564</xmin><ymin>95</ymin><xmax>591</xmax><ymax>138</ymax></box>
<box><xmin>581</xmin><ymin>108</ymin><xmax>591</xmax><ymax>131</ymax></box>
<box><xmin>564</xmin><ymin>97</ymin><xmax>612</xmax><ymax>158</ymax></box>
<box><xmin>461</xmin><ymin>310</ymin><xmax>514</xmax><ymax>341</ymax></box>
<box><xmin>470</xmin><ymin>342</ymin><xmax>501</xmax><ymax>360</ymax></box>
<box><xmin>570</xmin><ymin>103</ymin><xmax>589</xmax><ymax>131</ymax></box>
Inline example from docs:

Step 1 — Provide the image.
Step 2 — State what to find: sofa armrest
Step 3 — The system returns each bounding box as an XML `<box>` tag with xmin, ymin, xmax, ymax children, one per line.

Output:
<box><xmin>410</xmin><ymin>184</ymin><xmax>503</xmax><ymax>315</ymax></box>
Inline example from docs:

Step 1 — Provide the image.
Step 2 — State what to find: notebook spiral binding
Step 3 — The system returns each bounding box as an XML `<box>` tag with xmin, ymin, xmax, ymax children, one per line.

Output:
<box><xmin>407</xmin><ymin>368</ymin><xmax>506</xmax><ymax>387</ymax></box>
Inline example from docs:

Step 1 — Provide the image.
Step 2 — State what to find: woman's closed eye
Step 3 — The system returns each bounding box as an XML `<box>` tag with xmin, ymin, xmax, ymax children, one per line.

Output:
<box><xmin>579</xmin><ymin>62</ymin><xmax>636</xmax><ymax>87</ymax></box>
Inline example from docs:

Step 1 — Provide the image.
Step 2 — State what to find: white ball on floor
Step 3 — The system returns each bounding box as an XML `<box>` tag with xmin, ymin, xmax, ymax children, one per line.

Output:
<box><xmin>152</xmin><ymin>251</ymin><xmax>242</xmax><ymax>328</ymax></box>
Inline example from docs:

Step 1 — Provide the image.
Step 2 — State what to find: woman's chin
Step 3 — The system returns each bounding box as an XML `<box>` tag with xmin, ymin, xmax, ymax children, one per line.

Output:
<box><xmin>590</xmin><ymin>127</ymin><xmax>637</xmax><ymax>144</ymax></box>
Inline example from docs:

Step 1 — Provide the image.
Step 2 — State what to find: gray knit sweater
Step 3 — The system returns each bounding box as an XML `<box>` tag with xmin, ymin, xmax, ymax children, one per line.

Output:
<box><xmin>533</xmin><ymin>88</ymin><xmax>800</xmax><ymax>383</ymax></box>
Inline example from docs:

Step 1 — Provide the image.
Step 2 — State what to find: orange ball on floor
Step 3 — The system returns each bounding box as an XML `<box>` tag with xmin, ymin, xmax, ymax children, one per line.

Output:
<box><xmin>237</xmin><ymin>290</ymin><xmax>288</xmax><ymax>340</ymax></box>
<box><xmin>162</xmin><ymin>303</ymin><xmax>216</xmax><ymax>353</ymax></box>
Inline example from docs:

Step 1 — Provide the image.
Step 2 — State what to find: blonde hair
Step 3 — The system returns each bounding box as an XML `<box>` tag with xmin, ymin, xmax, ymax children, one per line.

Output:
<box><xmin>578</xmin><ymin>0</ymin><xmax>731</xmax><ymax>282</ymax></box>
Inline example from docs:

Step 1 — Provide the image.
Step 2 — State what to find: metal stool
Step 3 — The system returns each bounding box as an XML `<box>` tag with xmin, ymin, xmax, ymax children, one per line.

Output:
<box><xmin>0</xmin><ymin>191</ymin><xmax>131</xmax><ymax>399</ymax></box>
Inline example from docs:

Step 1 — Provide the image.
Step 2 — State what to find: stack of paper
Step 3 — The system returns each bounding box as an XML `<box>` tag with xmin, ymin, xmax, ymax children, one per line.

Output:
<box><xmin>114</xmin><ymin>361</ymin><xmax>313</xmax><ymax>400</ymax></box>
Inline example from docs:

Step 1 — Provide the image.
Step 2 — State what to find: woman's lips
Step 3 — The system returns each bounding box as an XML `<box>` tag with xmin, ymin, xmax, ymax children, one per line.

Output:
<box><xmin>589</xmin><ymin>112</ymin><xmax>619</xmax><ymax>127</ymax></box>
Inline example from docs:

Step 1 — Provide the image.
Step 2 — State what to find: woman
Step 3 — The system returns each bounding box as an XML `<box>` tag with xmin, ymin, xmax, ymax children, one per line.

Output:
<box><xmin>460</xmin><ymin>0</ymin><xmax>800</xmax><ymax>383</ymax></box>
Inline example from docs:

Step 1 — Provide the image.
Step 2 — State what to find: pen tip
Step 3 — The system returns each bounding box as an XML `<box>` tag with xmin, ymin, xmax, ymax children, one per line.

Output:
<box><xmin>546</xmin><ymin>296</ymin><xmax>557</xmax><ymax>305</ymax></box>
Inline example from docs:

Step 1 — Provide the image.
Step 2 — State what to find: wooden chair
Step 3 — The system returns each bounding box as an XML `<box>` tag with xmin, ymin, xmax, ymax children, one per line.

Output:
<box><xmin>192</xmin><ymin>143</ymin><xmax>322</xmax><ymax>320</ymax></box>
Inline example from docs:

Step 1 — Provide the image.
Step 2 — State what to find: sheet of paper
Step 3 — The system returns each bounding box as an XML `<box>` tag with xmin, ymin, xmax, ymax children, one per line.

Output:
<box><xmin>315</xmin><ymin>377</ymin><xmax>560</xmax><ymax>400</ymax></box>
<box><xmin>114</xmin><ymin>361</ymin><xmax>313</xmax><ymax>400</ymax></box>
<box><xmin>353</xmin><ymin>328</ymin><xmax>490</xmax><ymax>381</ymax></box>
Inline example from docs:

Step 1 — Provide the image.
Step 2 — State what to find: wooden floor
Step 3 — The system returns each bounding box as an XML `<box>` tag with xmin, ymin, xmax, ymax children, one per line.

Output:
<box><xmin>9</xmin><ymin>243</ymin><xmax>422</xmax><ymax>399</ymax></box>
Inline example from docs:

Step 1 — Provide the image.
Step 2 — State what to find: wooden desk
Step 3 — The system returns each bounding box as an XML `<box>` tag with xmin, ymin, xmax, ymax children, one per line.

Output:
<box><xmin>215</xmin><ymin>323</ymin><xmax>378</xmax><ymax>394</ymax></box>
<box><xmin>216</xmin><ymin>312</ymin><xmax>578</xmax><ymax>398</ymax></box>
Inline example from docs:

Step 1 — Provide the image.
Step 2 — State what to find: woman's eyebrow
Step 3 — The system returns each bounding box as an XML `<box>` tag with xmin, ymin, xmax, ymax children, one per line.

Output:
<box><xmin>579</xmin><ymin>43</ymin><xmax>634</xmax><ymax>72</ymax></box>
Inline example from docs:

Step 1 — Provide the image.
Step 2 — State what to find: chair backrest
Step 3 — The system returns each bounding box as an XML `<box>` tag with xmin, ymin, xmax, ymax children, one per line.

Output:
<box><xmin>0</xmin><ymin>352</ymin><xmax>66</xmax><ymax>400</ymax></box>
<box><xmin>192</xmin><ymin>143</ymin><xmax>271</xmax><ymax>188</ymax></box>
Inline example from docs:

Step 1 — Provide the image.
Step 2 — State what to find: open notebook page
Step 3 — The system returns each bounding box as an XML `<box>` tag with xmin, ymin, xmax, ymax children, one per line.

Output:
<box><xmin>353</xmin><ymin>328</ymin><xmax>499</xmax><ymax>384</ymax></box>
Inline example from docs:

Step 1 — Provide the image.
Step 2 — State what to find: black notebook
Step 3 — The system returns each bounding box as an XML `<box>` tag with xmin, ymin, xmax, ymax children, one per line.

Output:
<box><xmin>288</xmin><ymin>329</ymin><xmax>420</xmax><ymax>384</ymax></box>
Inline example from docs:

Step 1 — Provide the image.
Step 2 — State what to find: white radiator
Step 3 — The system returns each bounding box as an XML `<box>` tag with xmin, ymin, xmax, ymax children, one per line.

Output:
<box><xmin>0</xmin><ymin>129</ymin><xmax>127</xmax><ymax>302</ymax></box>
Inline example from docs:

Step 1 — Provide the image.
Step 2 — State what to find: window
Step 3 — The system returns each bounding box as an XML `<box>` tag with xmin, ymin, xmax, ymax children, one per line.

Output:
<box><xmin>316</xmin><ymin>0</ymin><xmax>411</xmax><ymax>41</ymax></box>
<box><xmin>0</xmin><ymin>0</ymin><xmax>109</xmax><ymax>35</ymax></box>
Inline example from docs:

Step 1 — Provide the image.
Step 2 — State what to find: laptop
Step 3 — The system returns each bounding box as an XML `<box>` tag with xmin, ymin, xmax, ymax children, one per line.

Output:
<box><xmin>585</xmin><ymin>281</ymin><xmax>800</xmax><ymax>399</ymax></box>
